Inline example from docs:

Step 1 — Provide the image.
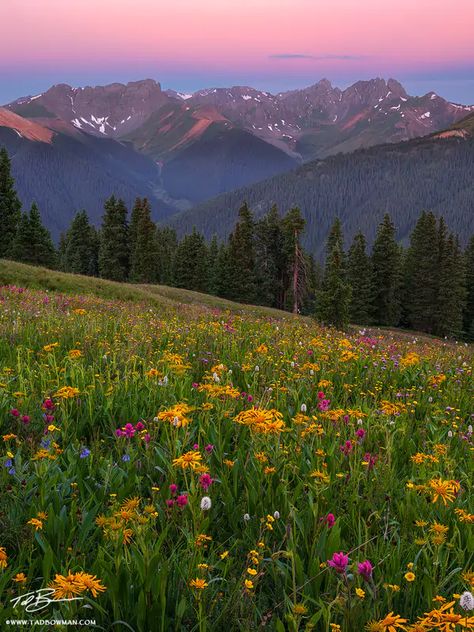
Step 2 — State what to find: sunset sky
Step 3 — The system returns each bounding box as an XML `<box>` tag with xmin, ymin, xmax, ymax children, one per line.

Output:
<box><xmin>1</xmin><ymin>0</ymin><xmax>473</xmax><ymax>103</ymax></box>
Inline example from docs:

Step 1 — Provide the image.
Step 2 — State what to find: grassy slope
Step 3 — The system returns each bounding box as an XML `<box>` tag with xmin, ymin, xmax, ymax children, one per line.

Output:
<box><xmin>0</xmin><ymin>259</ymin><xmax>293</xmax><ymax>319</ymax></box>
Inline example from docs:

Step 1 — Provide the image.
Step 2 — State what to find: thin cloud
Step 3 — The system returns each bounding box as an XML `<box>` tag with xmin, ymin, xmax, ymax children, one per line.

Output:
<box><xmin>269</xmin><ymin>54</ymin><xmax>365</xmax><ymax>60</ymax></box>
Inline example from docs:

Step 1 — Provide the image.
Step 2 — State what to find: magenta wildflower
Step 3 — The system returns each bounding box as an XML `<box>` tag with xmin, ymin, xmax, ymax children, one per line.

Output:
<box><xmin>123</xmin><ymin>423</ymin><xmax>135</xmax><ymax>438</ymax></box>
<box><xmin>356</xmin><ymin>428</ymin><xmax>366</xmax><ymax>440</ymax></box>
<box><xmin>135</xmin><ymin>421</ymin><xmax>145</xmax><ymax>431</ymax></box>
<box><xmin>176</xmin><ymin>494</ymin><xmax>188</xmax><ymax>507</ymax></box>
<box><xmin>325</xmin><ymin>513</ymin><xmax>336</xmax><ymax>528</ymax></box>
<box><xmin>340</xmin><ymin>440</ymin><xmax>353</xmax><ymax>456</ymax></box>
<box><xmin>21</xmin><ymin>415</ymin><xmax>30</xmax><ymax>425</ymax></box>
<box><xmin>318</xmin><ymin>399</ymin><xmax>330</xmax><ymax>412</ymax></box>
<box><xmin>10</xmin><ymin>409</ymin><xmax>20</xmax><ymax>417</ymax></box>
<box><xmin>205</xmin><ymin>444</ymin><xmax>214</xmax><ymax>453</ymax></box>
<box><xmin>169</xmin><ymin>483</ymin><xmax>178</xmax><ymax>495</ymax></box>
<box><xmin>328</xmin><ymin>551</ymin><xmax>349</xmax><ymax>574</ymax></box>
<box><xmin>166</xmin><ymin>499</ymin><xmax>175</xmax><ymax>508</ymax></box>
<box><xmin>357</xmin><ymin>560</ymin><xmax>373</xmax><ymax>581</ymax></box>
<box><xmin>199</xmin><ymin>473</ymin><xmax>212</xmax><ymax>491</ymax></box>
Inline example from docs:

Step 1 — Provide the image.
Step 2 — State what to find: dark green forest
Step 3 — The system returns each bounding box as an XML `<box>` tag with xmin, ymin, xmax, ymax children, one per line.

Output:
<box><xmin>1</xmin><ymin>146</ymin><xmax>473</xmax><ymax>339</ymax></box>
<box><xmin>167</xmin><ymin>135</ymin><xmax>474</xmax><ymax>259</ymax></box>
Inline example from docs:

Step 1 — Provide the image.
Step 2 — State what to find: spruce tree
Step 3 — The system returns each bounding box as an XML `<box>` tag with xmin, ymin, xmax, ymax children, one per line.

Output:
<box><xmin>347</xmin><ymin>232</ymin><xmax>372</xmax><ymax>324</ymax></box>
<box><xmin>0</xmin><ymin>149</ymin><xmax>21</xmax><ymax>258</ymax></box>
<box><xmin>10</xmin><ymin>203</ymin><xmax>57</xmax><ymax>267</ymax></box>
<box><xmin>63</xmin><ymin>210</ymin><xmax>97</xmax><ymax>276</ymax></box>
<box><xmin>255</xmin><ymin>205</ymin><xmax>284</xmax><ymax>308</ymax></box>
<box><xmin>464</xmin><ymin>236</ymin><xmax>474</xmax><ymax>340</ymax></box>
<box><xmin>207</xmin><ymin>235</ymin><xmax>220</xmax><ymax>296</ymax></box>
<box><xmin>129</xmin><ymin>199</ymin><xmax>158</xmax><ymax>283</ymax></box>
<box><xmin>403</xmin><ymin>212</ymin><xmax>439</xmax><ymax>333</ymax></box>
<box><xmin>155</xmin><ymin>226</ymin><xmax>177</xmax><ymax>285</ymax></box>
<box><xmin>316</xmin><ymin>218</ymin><xmax>351</xmax><ymax>328</ymax></box>
<box><xmin>214</xmin><ymin>243</ymin><xmax>232</xmax><ymax>299</ymax></box>
<box><xmin>436</xmin><ymin>234</ymin><xmax>466</xmax><ymax>338</ymax></box>
<box><xmin>226</xmin><ymin>202</ymin><xmax>257</xmax><ymax>303</ymax></box>
<box><xmin>0</xmin><ymin>148</ymin><xmax>22</xmax><ymax>258</ymax></box>
<box><xmin>370</xmin><ymin>214</ymin><xmax>401</xmax><ymax>326</ymax></box>
<box><xmin>282</xmin><ymin>207</ymin><xmax>306</xmax><ymax>313</ymax></box>
<box><xmin>98</xmin><ymin>196</ymin><xmax>130</xmax><ymax>281</ymax></box>
<box><xmin>174</xmin><ymin>229</ymin><xmax>209</xmax><ymax>292</ymax></box>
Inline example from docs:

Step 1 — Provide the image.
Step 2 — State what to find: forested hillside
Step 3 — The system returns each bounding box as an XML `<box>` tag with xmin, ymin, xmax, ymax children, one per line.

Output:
<box><xmin>168</xmin><ymin>134</ymin><xmax>474</xmax><ymax>258</ymax></box>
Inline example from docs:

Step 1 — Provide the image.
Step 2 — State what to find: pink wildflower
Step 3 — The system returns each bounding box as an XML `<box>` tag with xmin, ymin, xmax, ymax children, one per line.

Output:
<box><xmin>328</xmin><ymin>551</ymin><xmax>349</xmax><ymax>574</ymax></box>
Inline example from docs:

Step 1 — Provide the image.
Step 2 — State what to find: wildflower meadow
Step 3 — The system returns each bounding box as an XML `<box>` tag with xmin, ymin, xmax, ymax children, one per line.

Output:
<box><xmin>0</xmin><ymin>282</ymin><xmax>473</xmax><ymax>631</ymax></box>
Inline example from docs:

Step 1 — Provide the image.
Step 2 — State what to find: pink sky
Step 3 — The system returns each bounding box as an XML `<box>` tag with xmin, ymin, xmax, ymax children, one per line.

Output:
<box><xmin>1</xmin><ymin>0</ymin><xmax>473</xmax><ymax>102</ymax></box>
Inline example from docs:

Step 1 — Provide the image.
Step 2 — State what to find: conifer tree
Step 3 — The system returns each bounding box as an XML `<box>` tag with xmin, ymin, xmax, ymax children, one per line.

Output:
<box><xmin>0</xmin><ymin>147</ymin><xmax>22</xmax><ymax>258</ymax></box>
<box><xmin>436</xmin><ymin>234</ymin><xmax>466</xmax><ymax>338</ymax></box>
<box><xmin>403</xmin><ymin>212</ymin><xmax>439</xmax><ymax>332</ymax></box>
<box><xmin>10</xmin><ymin>203</ymin><xmax>57</xmax><ymax>267</ymax></box>
<box><xmin>62</xmin><ymin>210</ymin><xmax>98</xmax><ymax>276</ymax></box>
<box><xmin>316</xmin><ymin>218</ymin><xmax>351</xmax><ymax>328</ymax></box>
<box><xmin>214</xmin><ymin>243</ymin><xmax>232</xmax><ymax>299</ymax></box>
<box><xmin>282</xmin><ymin>207</ymin><xmax>306</xmax><ymax>313</ymax></box>
<box><xmin>129</xmin><ymin>198</ymin><xmax>158</xmax><ymax>283</ymax></box>
<box><xmin>347</xmin><ymin>232</ymin><xmax>372</xmax><ymax>324</ymax></box>
<box><xmin>226</xmin><ymin>202</ymin><xmax>257</xmax><ymax>303</ymax></box>
<box><xmin>98</xmin><ymin>196</ymin><xmax>130</xmax><ymax>281</ymax></box>
<box><xmin>255</xmin><ymin>205</ymin><xmax>284</xmax><ymax>307</ymax></box>
<box><xmin>129</xmin><ymin>198</ymin><xmax>144</xmax><ymax>258</ymax></box>
<box><xmin>370</xmin><ymin>214</ymin><xmax>401</xmax><ymax>326</ymax></box>
<box><xmin>174</xmin><ymin>229</ymin><xmax>209</xmax><ymax>292</ymax></box>
<box><xmin>464</xmin><ymin>236</ymin><xmax>474</xmax><ymax>340</ymax></box>
<box><xmin>155</xmin><ymin>226</ymin><xmax>177</xmax><ymax>285</ymax></box>
<box><xmin>207</xmin><ymin>235</ymin><xmax>220</xmax><ymax>296</ymax></box>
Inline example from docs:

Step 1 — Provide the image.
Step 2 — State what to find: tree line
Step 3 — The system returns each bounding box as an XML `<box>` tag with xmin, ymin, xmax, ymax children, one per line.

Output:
<box><xmin>1</xmin><ymin>147</ymin><xmax>473</xmax><ymax>338</ymax></box>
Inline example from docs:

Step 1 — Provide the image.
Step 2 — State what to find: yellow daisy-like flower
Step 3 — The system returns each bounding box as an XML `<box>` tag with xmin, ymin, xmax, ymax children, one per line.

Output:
<box><xmin>27</xmin><ymin>518</ymin><xmax>43</xmax><ymax>530</ymax></box>
<box><xmin>172</xmin><ymin>450</ymin><xmax>202</xmax><ymax>470</ymax></box>
<box><xmin>244</xmin><ymin>579</ymin><xmax>254</xmax><ymax>590</ymax></box>
<box><xmin>0</xmin><ymin>547</ymin><xmax>8</xmax><ymax>569</ymax></box>
<box><xmin>356</xmin><ymin>588</ymin><xmax>366</xmax><ymax>598</ymax></box>
<box><xmin>189</xmin><ymin>578</ymin><xmax>208</xmax><ymax>589</ymax></box>
<box><xmin>428</xmin><ymin>478</ymin><xmax>459</xmax><ymax>505</ymax></box>
<box><xmin>404</xmin><ymin>572</ymin><xmax>416</xmax><ymax>582</ymax></box>
<box><xmin>13</xmin><ymin>572</ymin><xmax>27</xmax><ymax>584</ymax></box>
<box><xmin>247</xmin><ymin>568</ymin><xmax>257</xmax><ymax>576</ymax></box>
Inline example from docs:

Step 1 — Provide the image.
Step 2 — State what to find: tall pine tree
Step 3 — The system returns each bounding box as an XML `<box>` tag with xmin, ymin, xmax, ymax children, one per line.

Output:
<box><xmin>10</xmin><ymin>203</ymin><xmax>57</xmax><ymax>267</ymax></box>
<box><xmin>370</xmin><ymin>214</ymin><xmax>401</xmax><ymax>326</ymax></box>
<box><xmin>403</xmin><ymin>211</ymin><xmax>439</xmax><ymax>333</ymax></box>
<box><xmin>347</xmin><ymin>232</ymin><xmax>372</xmax><ymax>324</ymax></box>
<box><xmin>316</xmin><ymin>218</ymin><xmax>351</xmax><ymax>328</ymax></box>
<box><xmin>0</xmin><ymin>147</ymin><xmax>21</xmax><ymax>258</ymax></box>
<box><xmin>174</xmin><ymin>229</ymin><xmax>209</xmax><ymax>292</ymax></box>
<box><xmin>226</xmin><ymin>203</ymin><xmax>257</xmax><ymax>303</ymax></box>
<box><xmin>98</xmin><ymin>196</ymin><xmax>130</xmax><ymax>281</ymax></box>
<box><xmin>464</xmin><ymin>236</ymin><xmax>474</xmax><ymax>340</ymax></box>
<box><xmin>62</xmin><ymin>210</ymin><xmax>98</xmax><ymax>276</ymax></box>
<box><xmin>129</xmin><ymin>198</ymin><xmax>158</xmax><ymax>283</ymax></box>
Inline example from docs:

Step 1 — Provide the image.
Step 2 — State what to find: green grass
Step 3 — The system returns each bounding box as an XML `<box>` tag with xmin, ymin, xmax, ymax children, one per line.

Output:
<box><xmin>0</xmin><ymin>259</ymin><xmax>293</xmax><ymax>318</ymax></box>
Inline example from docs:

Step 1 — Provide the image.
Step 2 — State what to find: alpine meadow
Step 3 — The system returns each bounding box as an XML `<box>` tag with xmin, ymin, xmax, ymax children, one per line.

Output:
<box><xmin>0</xmin><ymin>0</ymin><xmax>473</xmax><ymax>631</ymax></box>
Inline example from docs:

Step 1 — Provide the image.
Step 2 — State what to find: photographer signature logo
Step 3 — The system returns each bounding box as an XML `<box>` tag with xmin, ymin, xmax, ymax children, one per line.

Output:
<box><xmin>10</xmin><ymin>588</ymin><xmax>84</xmax><ymax>613</ymax></box>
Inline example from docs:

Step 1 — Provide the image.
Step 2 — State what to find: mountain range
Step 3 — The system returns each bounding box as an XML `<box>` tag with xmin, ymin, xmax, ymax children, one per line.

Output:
<box><xmin>1</xmin><ymin>77</ymin><xmax>473</xmax><ymax>240</ymax></box>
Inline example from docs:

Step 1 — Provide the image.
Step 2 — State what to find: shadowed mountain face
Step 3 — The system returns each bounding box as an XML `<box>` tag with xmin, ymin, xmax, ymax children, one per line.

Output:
<box><xmin>2</xmin><ymin>78</ymin><xmax>473</xmax><ymax>237</ymax></box>
<box><xmin>0</xmin><ymin>108</ymin><xmax>176</xmax><ymax>240</ymax></box>
<box><xmin>165</xmin><ymin>115</ymin><xmax>474</xmax><ymax>260</ymax></box>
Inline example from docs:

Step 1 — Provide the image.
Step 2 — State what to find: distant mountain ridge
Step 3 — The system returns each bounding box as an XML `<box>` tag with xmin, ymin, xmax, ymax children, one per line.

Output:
<box><xmin>8</xmin><ymin>77</ymin><xmax>473</xmax><ymax>164</ymax></box>
<box><xmin>1</xmin><ymin>77</ymin><xmax>473</xmax><ymax>236</ymax></box>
